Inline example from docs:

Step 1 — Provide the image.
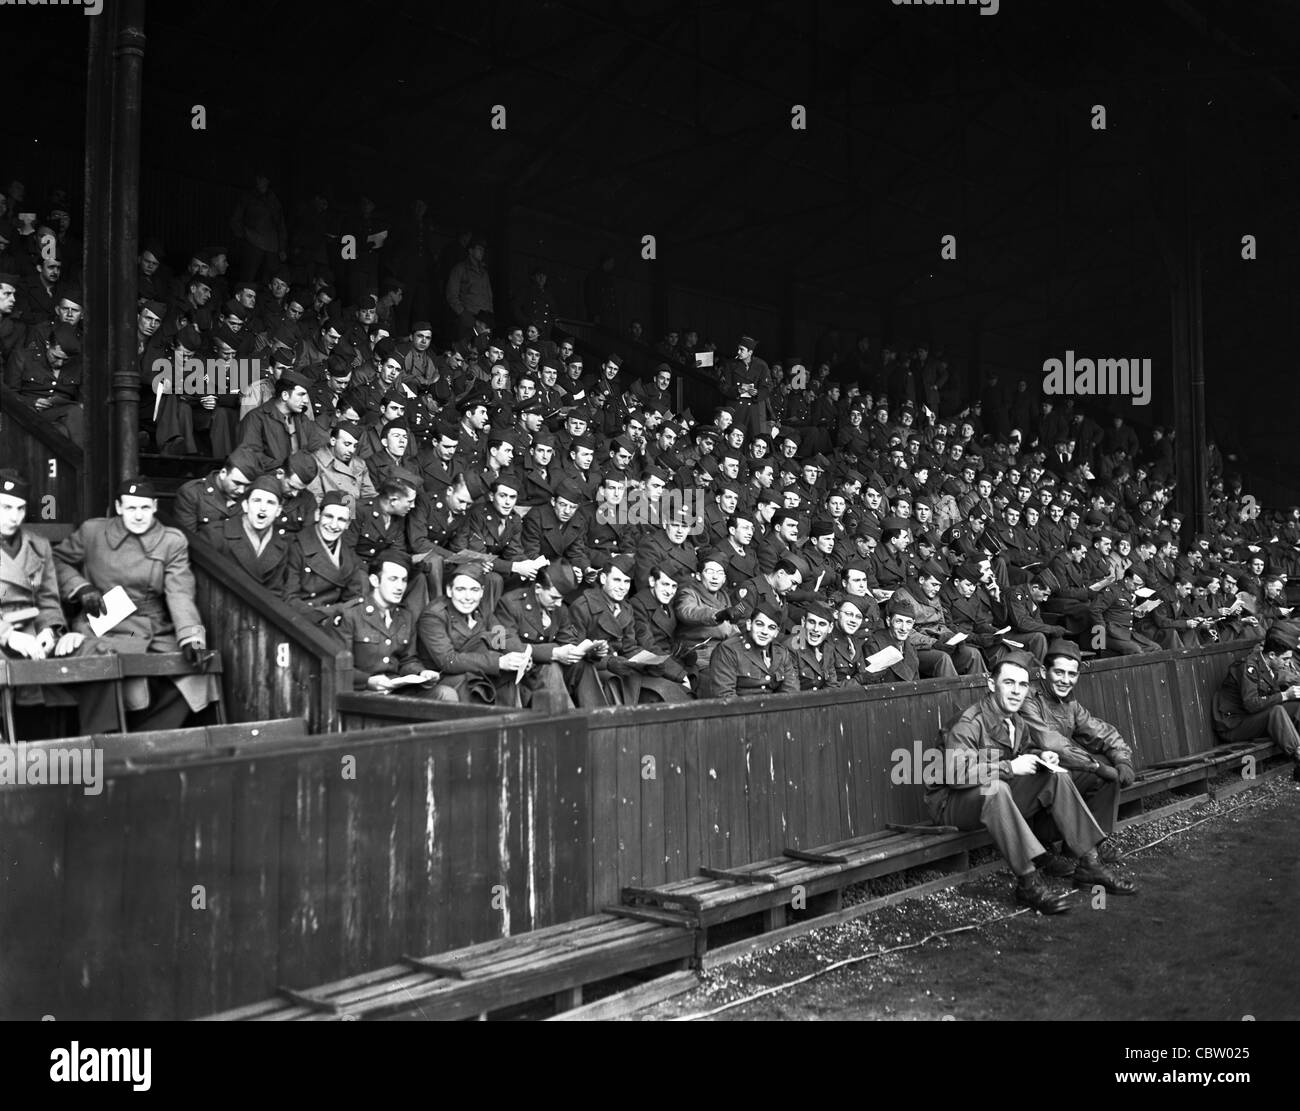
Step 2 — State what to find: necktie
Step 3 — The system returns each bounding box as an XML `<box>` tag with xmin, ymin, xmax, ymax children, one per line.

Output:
<box><xmin>762</xmin><ymin>651</ymin><xmax>771</xmax><ymax>669</ymax></box>
<box><xmin>1006</xmin><ymin>719</ymin><xmax>1015</xmax><ymax>750</ymax></box>
<box><xmin>383</xmin><ymin>610</ymin><xmax>392</xmax><ymax>629</ymax></box>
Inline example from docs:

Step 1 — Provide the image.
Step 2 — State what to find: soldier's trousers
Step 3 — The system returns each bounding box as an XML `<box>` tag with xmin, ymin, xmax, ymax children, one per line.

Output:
<box><xmin>940</xmin><ymin>771</ymin><xmax>1105</xmax><ymax>875</ymax></box>
<box><xmin>1033</xmin><ymin>769</ymin><xmax>1120</xmax><ymax>841</ymax></box>
<box><xmin>1215</xmin><ymin>703</ymin><xmax>1300</xmax><ymax>760</ymax></box>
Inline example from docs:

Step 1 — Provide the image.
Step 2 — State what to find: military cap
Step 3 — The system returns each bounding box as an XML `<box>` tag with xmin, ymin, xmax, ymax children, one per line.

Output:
<box><xmin>664</xmin><ymin>503</ymin><xmax>695</xmax><ymax>527</ymax></box>
<box><xmin>804</xmin><ymin>600</ymin><xmax>834</xmax><ymax>623</ymax></box>
<box><xmin>0</xmin><ymin>470</ymin><xmax>30</xmax><ymax>501</ymax></box>
<box><xmin>738</xmin><ymin>335</ymin><xmax>758</xmax><ymax>350</ymax></box>
<box><xmin>246</xmin><ymin>474</ymin><xmax>282</xmax><ymax>500</ymax></box>
<box><xmin>382</xmin><ymin>388</ymin><xmax>407</xmax><ymax>407</ymax></box>
<box><xmin>1271</xmin><ymin>626</ymin><xmax>1300</xmax><ymax>651</ymax></box>
<box><xmin>776</xmin><ymin>554</ymin><xmax>809</xmax><ymax>578</ymax></box>
<box><xmin>59</xmin><ymin>285</ymin><xmax>85</xmax><ymax>308</ymax></box>
<box><xmin>809</xmin><ymin>518</ymin><xmax>836</xmax><ymax>538</ymax></box>
<box><xmin>756</xmin><ymin>490</ymin><xmax>783</xmax><ymax>508</ymax></box>
<box><xmin>381</xmin><ymin>419</ymin><xmax>410</xmax><ymax>437</ymax></box>
<box><xmin>271</xmin><ymin>346</ymin><xmax>296</xmax><ymax>367</ymax></box>
<box><xmin>750</xmin><ymin>599</ymin><xmax>783</xmax><ymax>625</ymax></box>
<box><xmin>275</xmin><ymin>370</ymin><xmax>312</xmax><ymax>394</ymax></box>
<box><xmin>997</xmin><ymin>649</ymin><xmax>1036</xmax><ymax>675</ymax></box>
<box><xmin>51</xmin><ymin>326</ymin><xmax>80</xmax><ymax>356</ymax></box>
<box><xmin>116</xmin><ymin>477</ymin><xmax>156</xmax><ymax>499</ymax></box>
<box><xmin>373</xmin><ymin>548</ymin><xmax>413</xmax><ymax>575</ymax></box>
<box><xmin>954</xmin><ymin>562</ymin><xmax>984</xmax><ymax>584</ymax></box>
<box><xmin>700</xmin><ymin>548</ymin><xmax>732</xmax><ymax>570</ymax></box>
<box><xmin>555</xmin><ymin>479</ymin><xmax>585</xmax><ymax>505</ymax></box>
<box><xmin>1067</xmin><ymin>532</ymin><xmax>1090</xmax><ymax>548</ymax></box>
<box><xmin>886</xmin><ymin>596</ymin><xmax>914</xmax><ymax>618</ymax></box>
<box><xmin>532</xmin><ymin>429</ymin><xmax>556</xmax><ymax>448</ymax></box>
<box><xmin>288</xmin><ymin>452</ymin><xmax>319</xmax><ymax>483</ymax></box>
<box><xmin>571</xmin><ymin>433</ymin><xmax>597</xmax><ymax>451</ymax></box>
<box><xmin>607</xmin><ymin>553</ymin><xmax>636</xmax><ymax>577</ymax></box>
<box><xmin>319</xmin><ymin>490</ymin><xmax>351</xmax><ymax>511</ymax></box>
<box><xmin>0</xmin><ymin>272</ymin><xmax>21</xmax><ymax>289</ymax></box>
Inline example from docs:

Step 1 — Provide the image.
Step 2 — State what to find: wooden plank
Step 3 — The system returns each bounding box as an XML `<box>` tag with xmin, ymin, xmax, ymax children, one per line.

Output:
<box><xmin>59</xmin><ymin>776</ymin><xmax>128</xmax><ymax>1018</ymax></box>
<box><xmin>588</xmin><ymin>721</ymin><xmax>621</xmax><ymax>911</ymax></box>
<box><xmin>551</xmin><ymin>715</ymin><xmax>591</xmax><ymax>926</ymax></box>
<box><xmin>275</xmin><ymin>749</ymin><xmax>331</xmax><ymax>993</ymax></box>
<box><xmin>174</xmin><ymin>756</ymin><xmax>235</xmax><ymax>1019</ymax></box>
<box><xmin>660</xmin><ymin>715</ymin><xmax>688</xmax><ymax>884</ymax></box>
<box><xmin>0</xmin><ymin>784</ymin><xmax>68</xmax><ymax>1019</ymax></box>
<box><xmin>639</xmin><ymin>721</ymin><xmax>667</xmax><ymax>890</ymax></box>
<box><xmin>407</xmin><ymin>733</ymin><xmax>450</xmax><ymax>957</ymax></box>
<box><xmin>615</xmin><ymin>725</ymin><xmax>642</xmax><ymax>893</ymax></box>
<box><xmin>230</xmin><ymin>754</ymin><xmax>284</xmax><ymax>1007</ymax></box>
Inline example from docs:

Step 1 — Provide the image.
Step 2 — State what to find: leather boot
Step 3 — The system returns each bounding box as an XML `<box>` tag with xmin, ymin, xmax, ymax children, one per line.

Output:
<box><xmin>1015</xmin><ymin>870</ymin><xmax>1072</xmax><ymax>914</ymax></box>
<box><xmin>1073</xmin><ymin>849</ymin><xmax>1137</xmax><ymax>895</ymax></box>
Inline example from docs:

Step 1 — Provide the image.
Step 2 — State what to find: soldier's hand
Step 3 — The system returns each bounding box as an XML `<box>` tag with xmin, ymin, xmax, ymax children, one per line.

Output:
<box><xmin>76</xmin><ymin>586</ymin><xmax>106</xmax><ymax>618</ymax></box>
<box><xmin>54</xmin><ymin>632</ymin><xmax>85</xmax><ymax>657</ymax></box>
<box><xmin>4</xmin><ymin>630</ymin><xmax>46</xmax><ymax>660</ymax></box>
<box><xmin>1008</xmin><ymin>754</ymin><xmax>1040</xmax><ymax>776</ymax></box>
<box><xmin>1115</xmin><ymin>763</ymin><xmax>1136</xmax><ymax>788</ymax></box>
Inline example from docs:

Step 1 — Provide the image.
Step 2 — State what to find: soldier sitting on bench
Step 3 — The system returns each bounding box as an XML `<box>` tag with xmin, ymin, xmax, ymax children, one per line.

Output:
<box><xmin>925</xmin><ymin>650</ymin><xmax>1138</xmax><ymax>914</ymax></box>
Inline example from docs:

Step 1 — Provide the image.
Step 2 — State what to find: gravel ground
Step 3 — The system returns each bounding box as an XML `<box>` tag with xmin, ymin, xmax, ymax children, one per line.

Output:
<box><xmin>630</xmin><ymin>772</ymin><xmax>1300</xmax><ymax>1021</ymax></box>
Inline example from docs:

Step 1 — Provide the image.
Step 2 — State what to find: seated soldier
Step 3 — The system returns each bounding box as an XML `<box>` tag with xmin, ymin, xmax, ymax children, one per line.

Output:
<box><xmin>559</xmin><ymin>553</ymin><xmax>654</xmax><ymax>706</ymax></box>
<box><xmin>492</xmin><ymin>566</ymin><xmax>586</xmax><ymax>710</ymax></box>
<box><xmin>338</xmin><ymin>549</ymin><xmax>443</xmax><ymax>694</ymax></box>
<box><xmin>54</xmin><ymin>477</ymin><xmax>220</xmax><ymax>731</ymax></box>
<box><xmin>274</xmin><ymin>452</ymin><xmax>320</xmax><ymax>533</ymax></box>
<box><xmin>784</xmin><ymin>600</ymin><xmax>842</xmax><ymax>691</ymax></box>
<box><xmin>1019</xmin><ymin>639</ymin><xmax>1134</xmax><ymax>867</ymax></box>
<box><xmin>827</xmin><ymin>596</ymin><xmax>872</xmax><ymax>686</ymax></box>
<box><xmin>284</xmin><ymin>491</ymin><xmax>366</xmax><ymax>636</ymax></box>
<box><xmin>198</xmin><ymin>475</ymin><xmax>291</xmax><ymax>592</ymax></box>
<box><xmin>1211</xmin><ymin>625</ymin><xmax>1300</xmax><ymax>781</ymax></box>
<box><xmin>521</xmin><ymin>478</ymin><xmax>591</xmax><ymax>586</ymax></box>
<box><xmin>628</xmin><ymin>563</ymin><xmax>695</xmax><ymax>701</ymax></box>
<box><xmin>0</xmin><ymin>469</ymin><xmax>119</xmax><ymax>736</ymax></box>
<box><xmin>924</xmin><ymin>651</ymin><xmax>1137</xmax><ymax>914</ymax></box>
<box><xmin>706</xmin><ymin>600</ymin><xmax>801</xmax><ymax>699</ymax></box>
<box><xmin>674</xmin><ymin>548</ymin><xmax>743</xmax><ymax>682</ymax></box>
<box><xmin>861</xmin><ymin>595</ymin><xmax>923</xmax><ymax>684</ymax></box>
<box><xmin>452</xmin><ymin>474</ymin><xmax>548</xmax><ymax>618</ymax></box>
<box><xmin>172</xmin><ymin>447</ymin><xmax>260</xmax><ymax>534</ymax></box>
<box><xmin>892</xmin><ymin>563</ymin><xmax>987</xmax><ymax>678</ymax></box>
<box><xmin>417</xmin><ymin>566</ymin><xmax>533</xmax><ymax>705</ymax></box>
<box><xmin>5</xmin><ymin>323</ymin><xmax>84</xmax><ymax>445</ymax></box>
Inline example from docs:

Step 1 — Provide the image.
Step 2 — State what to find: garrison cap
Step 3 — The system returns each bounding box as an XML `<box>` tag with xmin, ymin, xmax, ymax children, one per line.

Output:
<box><xmin>116</xmin><ymin>477</ymin><xmax>156</xmax><ymax>499</ymax></box>
<box><xmin>372</xmin><ymin>548</ymin><xmax>412</xmax><ymax>575</ymax></box>
<box><xmin>247</xmin><ymin>474</ymin><xmax>282</xmax><ymax>500</ymax></box>
<box><xmin>0</xmin><ymin>470</ymin><xmax>30</xmax><ymax>501</ymax></box>
<box><xmin>1045</xmin><ymin>638</ymin><xmax>1081</xmax><ymax>664</ymax></box>
<box><xmin>319</xmin><ymin>490</ymin><xmax>351</xmax><ymax>511</ymax></box>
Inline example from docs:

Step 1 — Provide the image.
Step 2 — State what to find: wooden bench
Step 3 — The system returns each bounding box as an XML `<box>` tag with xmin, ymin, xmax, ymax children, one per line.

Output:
<box><xmin>1117</xmin><ymin>739</ymin><xmax>1285</xmax><ymax>821</ymax></box>
<box><xmin>3</xmin><ymin>717</ymin><xmax>309</xmax><ymax>762</ymax></box>
<box><xmin>205</xmin><ymin>913</ymin><xmax>697</xmax><ymax>1021</ymax></box>
<box><xmin>0</xmin><ymin>651</ymin><xmax>226</xmax><ymax>742</ymax></box>
<box><xmin>621</xmin><ymin>824</ymin><xmax>992</xmax><ymax>939</ymax></box>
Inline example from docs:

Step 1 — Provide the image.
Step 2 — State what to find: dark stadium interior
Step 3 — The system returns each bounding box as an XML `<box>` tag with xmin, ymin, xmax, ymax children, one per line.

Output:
<box><xmin>7</xmin><ymin>0</ymin><xmax>1300</xmax><ymax>499</ymax></box>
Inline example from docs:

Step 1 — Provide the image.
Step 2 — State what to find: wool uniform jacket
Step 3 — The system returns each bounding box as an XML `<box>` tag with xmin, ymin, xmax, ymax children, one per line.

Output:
<box><xmin>783</xmin><ymin>632</ymin><xmax>842</xmax><ymax>691</ymax></box>
<box><xmin>583</xmin><ymin>504</ymin><xmax>639</xmax><ymax>568</ymax></box>
<box><xmin>417</xmin><ymin>598</ymin><xmax>512</xmax><ymax>679</ymax></box>
<box><xmin>629</xmin><ymin>593</ymin><xmax>688</xmax><ymax>682</ymax></box>
<box><xmin>562</xmin><ymin>588</ymin><xmax>639</xmax><ymax>657</ymax></box>
<box><xmin>859</xmin><ymin>629</ymin><xmax>921</xmax><ymax>684</ymax></box>
<box><xmin>238</xmin><ymin>401</ymin><xmax>327</xmax><ymax>472</ymax></box>
<box><xmin>5</xmin><ymin>342</ymin><xmax>82</xmax><ymax>403</ymax></box>
<box><xmin>309</xmin><ymin>448</ymin><xmax>378</xmax><ymax>506</ymax></box>
<box><xmin>706</xmin><ymin>634</ymin><xmax>799</xmax><ymax>698</ymax></box>
<box><xmin>1212</xmin><ymin>644</ymin><xmax>1296</xmax><ymax>733</ymax></box>
<box><xmin>1018</xmin><ymin>687</ymin><xmax>1133</xmax><ymax>773</ymax></box>
<box><xmin>54</xmin><ymin>516</ymin><xmax>217</xmax><ymax>713</ymax></box>
<box><xmin>284</xmin><ymin>528</ymin><xmax>366</xmax><ymax>622</ymax></box>
<box><xmin>347</xmin><ymin>498</ymin><xmax>411</xmax><ymax>564</ymax></box>
<box><xmin>0</xmin><ymin>527</ymin><xmax>65</xmax><ymax>636</ymax></box>
<box><xmin>339</xmin><ymin>600</ymin><xmax>424</xmax><ymax>690</ymax></box>
<box><xmin>522</xmin><ymin>506</ymin><xmax>590</xmax><ymax>573</ymax></box>
<box><xmin>199</xmin><ymin>517</ymin><xmax>292</xmax><ymax>592</ymax></box>
<box><xmin>453</xmin><ymin>503</ymin><xmax>524</xmax><ymax>574</ymax></box>
<box><xmin>493</xmin><ymin>588</ymin><xmax>574</xmax><ymax>663</ymax></box>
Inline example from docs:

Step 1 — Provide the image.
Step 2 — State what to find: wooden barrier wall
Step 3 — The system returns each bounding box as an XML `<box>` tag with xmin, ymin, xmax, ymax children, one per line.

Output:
<box><xmin>0</xmin><ymin>640</ymin><xmax>1250</xmax><ymax>1019</ymax></box>
<box><xmin>0</xmin><ymin>386</ymin><xmax>84</xmax><ymax>520</ymax></box>
<box><xmin>188</xmin><ymin>540</ymin><xmax>350</xmax><ymax>733</ymax></box>
<box><xmin>0</xmin><ymin>712</ymin><xmax>589</xmax><ymax>1020</ymax></box>
<box><xmin>580</xmin><ymin>640</ymin><xmax>1250</xmax><ymax>910</ymax></box>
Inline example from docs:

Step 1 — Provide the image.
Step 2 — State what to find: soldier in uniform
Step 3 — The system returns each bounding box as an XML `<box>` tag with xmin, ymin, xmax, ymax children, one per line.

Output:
<box><xmin>417</xmin><ymin>566</ymin><xmax>532</xmax><ymax>705</ymax></box>
<box><xmin>925</xmin><ymin>651</ymin><xmax>1137</xmax><ymax>914</ymax></box>
<box><xmin>628</xmin><ymin>563</ymin><xmax>695</xmax><ymax>701</ymax></box>
<box><xmin>521</xmin><ymin>478</ymin><xmax>591</xmax><ymax>585</ymax></box>
<box><xmin>1211</xmin><ymin>625</ymin><xmax>1300</xmax><ymax>780</ymax></box>
<box><xmin>707</xmin><ymin>599</ymin><xmax>801</xmax><ymax>699</ymax></box>
<box><xmin>173</xmin><ymin>447</ymin><xmax>259</xmax><ymax>534</ymax></box>
<box><xmin>785</xmin><ymin>600</ymin><xmax>842</xmax><ymax>691</ymax></box>
<box><xmin>54</xmin><ymin>477</ymin><xmax>220</xmax><ymax>730</ymax></box>
<box><xmin>674</xmin><ymin>549</ymin><xmax>743</xmax><ymax>686</ymax></box>
<box><xmin>308</xmin><ymin>420</ymin><xmax>377</xmax><ymax>507</ymax></box>
<box><xmin>338</xmin><ymin>549</ymin><xmax>443</xmax><ymax>694</ymax></box>
<box><xmin>273</xmin><ymin>452</ymin><xmax>319</xmax><ymax>533</ymax></box>
<box><xmin>284</xmin><ymin>491</ymin><xmax>366</xmax><ymax>636</ymax></box>
<box><xmin>452</xmin><ymin>474</ymin><xmax>548</xmax><ymax>617</ymax></box>
<box><xmin>199</xmin><ymin>475</ymin><xmax>291</xmax><ymax>592</ymax></box>
<box><xmin>560</xmin><ymin>554</ymin><xmax>648</xmax><ymax>706</ymax></box>
<box><xmin>1019</xmin><ymin>639</ymin><xmax>1134</xmax><ymax>861</ymax></box>
<box><xmin>861</xmin><ymin>595</ymin><xmax>923</xmax><ymax>684</ymax></box>
<box><xmin>492</xmin><ymin>566</ymin><xmax>585</xmax><ymax>709</ymax></box>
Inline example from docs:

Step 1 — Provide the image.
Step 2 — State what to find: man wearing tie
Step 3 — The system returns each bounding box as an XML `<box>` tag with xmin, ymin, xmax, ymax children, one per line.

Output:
<box><xmin>925</xmin><ymin>650</ymin><xmax>1137</xmax><ymax>913</ymax></box>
